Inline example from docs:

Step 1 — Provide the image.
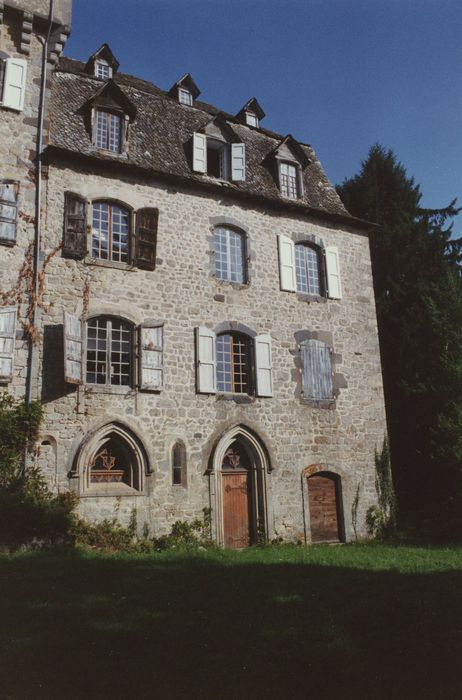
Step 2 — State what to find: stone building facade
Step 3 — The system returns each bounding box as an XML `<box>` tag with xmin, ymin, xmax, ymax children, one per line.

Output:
<box><xmin>0</xmin><ymin>0</ymin><xmax>387</xmax><ymax>546</ymax></box>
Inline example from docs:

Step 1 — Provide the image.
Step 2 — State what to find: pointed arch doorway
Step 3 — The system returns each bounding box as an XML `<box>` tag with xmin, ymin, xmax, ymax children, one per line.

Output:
<box><xmin>210</xmin><ymin>426</ymin><xmax>270</xmax><ymax>548</ymax></box>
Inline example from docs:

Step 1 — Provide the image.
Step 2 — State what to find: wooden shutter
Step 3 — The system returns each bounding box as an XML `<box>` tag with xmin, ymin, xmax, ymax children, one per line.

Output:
<box><xmin>139</xmin><ymin>322</ymin><xmax>163</xmax><ymax>390</ymax></box>
<box><xmin>231</xmin><ymin>143</ymin><xmax>246</xmax><ymax>181</ymax></box>
<box><xmin>193</xmin><ymin>132</ymin><xmax>207</xmax><ymax>173</ymax></box>
<box><xmin>325</xmin><ymin>246</ymin><xmax>342</xmax><ymax>299</ymax></box>
<box><xmin>0</xmin><ymin>180</ymin><xmax>19</xmax><ymax>245</ymax></box>
<box><xmin>63</xmin><ymin>192</ymin><xmax>87</xmax><ymax>259</ymax></box>
<box><xmin>63</xmin><ymin>311</ymin><xmax>83</xmax><ymax>385</ymax></box>
<box><xmin>0</xmin><ymin>306</ymin><xmax>17</xmax><ymax>382</ymax></box>
<box><xmin>2</xmin><ymin>58</ymin><xmax>27</xmax><ymax>111</ymax></box>
<box><xmin>278</xmin><ymin>234</ymin><xmax>296</xmax><ymax>291</ymax></box>
<box><xmin>255</xmin><ymin>333</ymin><xmax>273</xmax><ymax>397</ymax></box>
<box><xmin>196</xmin><ymin>326</ymin><xmax>216</xmax><ymax>393</ymax></box>
<box><xmin>135</xmin><ymin>208</ymin><xmax>159</xmax><ymax>270</ymax></box>
<box><xmin>301</xmin><ymin>339</ymin><xmax>333</xmax><ymax>400</ymax></box>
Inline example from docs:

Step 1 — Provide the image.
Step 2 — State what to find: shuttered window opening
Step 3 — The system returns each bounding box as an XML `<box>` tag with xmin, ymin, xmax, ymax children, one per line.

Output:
<box><xmin>301</xmin><ymin>339</ymin><xmax>334</xmax><ymax>401</ymax></box>
<box><xmin>213</xmin><ymin>226</ymin><xmax>246</xmax><ymax>283</ymax></box>
<box><xmin>0</xmin><ymin>180</ymin><xmax>19</xmax><ymax>245</ymax></box>
<box><xmin>92</xmin><ymin>201</ymin><xmax>130</xmax><ymax>263</ymax></box>
<box><xmin>63</xmin><ymin>192</ymin><xmax>87</xmax><ymax>258</ymax></box>
<box><xmin>86</xmin><ymin>317</ymin><xmax>132</xmax><ymax>387</ymax></box>
<box><xmin>64</xmin><ymin>311</ymin><xmax>83</xmax><ymax>385</ymax></box>
<box><xmin>139</xmin><ymin>322</ymin><xmax>163</xmax><ymax>390</ymax></box>
<box><xmin>135</xmin><ymin>208</ymin><xmax>158</xmax><ymax>270</ymax></box>
<box><xmin>325</xmin><ymin>246</ymin><xmax>342</xmax><ymax>299</ymax></box>
<box><xmin>0</xmin><ymin>306</ymin><xmax>17</xmax><ymax>382</ymax></box>
<box><xmin>192</xmin><ymin>132</ymin><xmax>246</xmax><ymax>182</ymax></box>
<box><xmin>196</xmin><ymin>327</ymin><xmax>273</xmax><ymax>398</ymax></box>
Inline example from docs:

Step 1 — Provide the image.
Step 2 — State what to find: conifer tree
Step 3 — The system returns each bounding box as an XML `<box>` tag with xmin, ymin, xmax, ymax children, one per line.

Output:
<box><xmin>337</xmin><ymin>145</ymin><xmax>462</xmax><ymax>526</ymax></box>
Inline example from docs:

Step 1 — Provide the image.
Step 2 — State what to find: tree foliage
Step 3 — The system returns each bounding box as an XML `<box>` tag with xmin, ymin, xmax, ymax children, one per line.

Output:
<box><xmin>337</xmin><ymin>145</ymin><xmax>462</xmax><ymax>525</ymax></box>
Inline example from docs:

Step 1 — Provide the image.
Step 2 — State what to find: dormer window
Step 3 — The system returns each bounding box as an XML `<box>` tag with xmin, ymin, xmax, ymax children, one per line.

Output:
<box><xmin>95</xmin><ymin>110</ymin><xmax>121</xmax><ymax>153</ymax></box>
<box><xmin>279</xmin><ymin>162</ymin><xmax>299</xmax><ymax>199</ymax></box>
<box><xmin>95</xmin><ymin>59</ymin><xmax>111</xmax><ymax>80</ymax></box>
<box><xmin>245</xmin><ymin>112</ymin><xmax>259</xmax><ymax>128</ymax></box>
<box><xmin>178</xmin><ymin>87</ymin><xmax>192</xmax><ymax>106</ymax></box>
<box><xmin>192</xmin><ymin>122</ymin><xmax>246</xmax><ymax>182</ymax></box>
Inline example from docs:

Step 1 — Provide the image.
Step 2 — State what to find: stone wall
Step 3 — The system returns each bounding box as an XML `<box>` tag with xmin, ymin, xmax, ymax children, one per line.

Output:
<box><xmin>34</xmin><ymin>156</ymin><xmax>387</xmax><ymax>542</ymax></box>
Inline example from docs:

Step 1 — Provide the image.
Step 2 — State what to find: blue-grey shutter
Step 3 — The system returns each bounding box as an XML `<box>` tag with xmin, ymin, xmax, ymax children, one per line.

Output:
<box><xmin>0</xmin><ymin>180</ymin><xmax>19</xmax><ymax>245</ymax></box>
<box><xmin>301</xmin><ymin>339</ymin><xmax>333</xmax><ymax>400</ymax></box>
<box><xmin>0</xmin><ymin>305</ymin><xmax>17</xmax><ymax>382</ymax></box>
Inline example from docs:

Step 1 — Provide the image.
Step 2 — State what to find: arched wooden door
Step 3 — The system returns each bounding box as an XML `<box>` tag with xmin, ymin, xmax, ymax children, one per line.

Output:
<box><xmin>221</xmin><ymin>443</ymin><xmax>254</xmax><ymax>548</ymax></box>
<box><xmin>307</xmin><ymin>472</ymin><xmax>342</xmax><ymax>543</ymax></box>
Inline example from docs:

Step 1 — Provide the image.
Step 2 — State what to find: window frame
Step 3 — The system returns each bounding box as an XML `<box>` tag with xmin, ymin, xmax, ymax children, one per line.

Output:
<box><xmin>0</xmin><ymin>179</ymin><xmax>19</xmax><ymax>247</ymax></box>
<box><xmin>294</xmin><ymin>242</ymin><xmax>325</xmax><ymax>297</ymax></box>
<box><xmin>85</xmin><ymin>316</ymin><xmax>135</xmax><ymax>390</ymax></box>
<box><xmin>213</xmin><ymin>225</ymin><xmax>247</xmax><ymax>285</ymax></box>
<box><xmin>216</xmin><ymin>331</ymin><xmax>253</xmax><ymax>396</ymax></box>
<box><xmin>279</xmin><ymin>161</ymin><xmax>300</xmax><ymax>199</ymax></box>
<box><xmin>245</xmin><ymin>111</ymin><xmax>259</xmax><ymax>127</ymax></box>
<box><xmin>95</xmin><ymin>59</ymin><xmax>112</xmax><ymax>80</ymax></box>
<box><xmin>172</xmin><ymin>441</ymin><xmax>187</xmax><ymax>487</ymax></box>
<box><xmin>178</xmin><ymin>87</ymin><xmax>193</xmax><ymax>106</ymax></box>
<box><xmin>90</xmin><ymin>199</ymin><xmax>132</xmax><ymax>264</ymax></box>
<box><xmin>93</xmin><ymin>109</ymin><xmax>123</xmax><ymax>153</ymax></box>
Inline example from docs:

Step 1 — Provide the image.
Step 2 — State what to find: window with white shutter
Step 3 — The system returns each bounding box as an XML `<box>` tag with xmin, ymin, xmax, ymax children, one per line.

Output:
<box><xmin>231</xmin><ymin>143</ymin><xmax>246</xmax><ymax>181</ymax></box>
<box><xmin>325</xmin><ymin>246</ymin><xmax>342</xmax><ymax>299</ymax></box>
<box><xmin>0</xmin><ymin>306</ymin><xmax>17</xmax><ymax>382</ymax></box>
<box><xmin>193</xmin><ymin>132</ymin><xmax>207</xmax><ymax>173</ymax></box>
<box><xmin>192</xmin><ymin>132</ymin><xmax>246</xmax><ymax>182</ymax></box>
<box><xmin>0</xmin><ymin>180</ymin><xmax>19</xmax><ymax>246</ymax></box>
<box><xmin>196</xmin><ymin>326</ymin><xmax>216</xmax><ymax>393</ymax></box>
<box><xmin>255</xmin><ymin>334</ymin><xmax>273</xmax><ymax>397</ymax></box>
<box><xmin>63</xmin><ymin>312</ymin><xmax>83</xmax><ymax>385</ymax></box>
<box><xmin>277</xmin><ymin>234</ymin><xmax>296</xmax><ymax>292</ymax></box>
<box><xmin>301</xmin><ymin>339</ymin><xmax>333</xmax><ymax>401</ymax></box>
<box><xmin>2</xmin><ymin>58</ymin><xmax>27</xmax><ymax>111</ymax></box>
<box><xmin>139</xmin><ymin>322</ymin><xmax>163</xmax><ymax>391</ymax></box>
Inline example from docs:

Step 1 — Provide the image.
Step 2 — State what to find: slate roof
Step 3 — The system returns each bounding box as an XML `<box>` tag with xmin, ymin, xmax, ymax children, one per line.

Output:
<box><xmin>49</xmin><ymin>56</ymin><xmax>361</xmax><ymax>226</ymax></box>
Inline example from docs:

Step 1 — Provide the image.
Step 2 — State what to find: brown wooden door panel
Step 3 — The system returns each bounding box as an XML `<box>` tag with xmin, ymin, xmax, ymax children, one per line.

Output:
<box><xmin>223</xmin><ymin>472</ymin><xmax>250</xmax><ymax>548</ymax></box>
<box><xmin>308</xmin><ymin>474</ymin><xmax>341</xmax><ymax>543</ymax></box>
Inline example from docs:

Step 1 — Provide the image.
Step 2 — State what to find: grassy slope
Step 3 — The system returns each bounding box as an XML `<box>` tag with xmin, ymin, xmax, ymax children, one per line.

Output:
<box><xmin>0</xmin><ymin>544</ymin><xmax>461</xmax><ymax>699</ymax></box>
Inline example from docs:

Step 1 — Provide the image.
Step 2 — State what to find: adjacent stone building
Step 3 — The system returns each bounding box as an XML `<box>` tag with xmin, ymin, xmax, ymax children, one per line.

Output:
<box><xmin>0</xmin><ymin>0</ymin><xmax>387</xmax><ymax>546</ymax></box>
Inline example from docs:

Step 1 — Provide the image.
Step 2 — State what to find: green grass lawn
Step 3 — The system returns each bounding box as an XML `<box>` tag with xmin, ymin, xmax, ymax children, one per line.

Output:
<box><xmin>0</xmin><ymin>543</ymin><xmax>461</xmax><ymax>699</ymax></box>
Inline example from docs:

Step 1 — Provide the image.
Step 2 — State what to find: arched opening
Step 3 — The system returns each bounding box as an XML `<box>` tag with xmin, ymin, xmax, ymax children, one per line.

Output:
<box><xmin>306</xmin><ymin>471</ymin><xmax>343</xmax><ymax>543</ymax></box>
<box><xmin>210</xmin><ymin>426</ymin><xmax>270</xmax><ymax>548</ymax></box>
<box><xmin>172</xmin><ymin>440</ymin><xmax>187</xmax><ymax>487</ymax></box>
<box><xmin>74</xmin><ymin>422</ymin><xmax>148</xmax><ymax>495</ymax></box>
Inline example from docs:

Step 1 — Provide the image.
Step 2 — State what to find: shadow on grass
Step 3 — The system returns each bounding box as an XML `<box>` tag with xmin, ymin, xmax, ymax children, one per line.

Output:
<box><xmin>0</xmin><ymin>548</ymin><xmax>461</xmax><ymax>699</ymax></box>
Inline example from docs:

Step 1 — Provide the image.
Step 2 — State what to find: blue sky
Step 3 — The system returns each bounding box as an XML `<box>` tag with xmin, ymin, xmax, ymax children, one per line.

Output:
<box><xmin>65</xmin><ymin>0</ymin><xmax>462</xmax><ymax>232</ymax></box>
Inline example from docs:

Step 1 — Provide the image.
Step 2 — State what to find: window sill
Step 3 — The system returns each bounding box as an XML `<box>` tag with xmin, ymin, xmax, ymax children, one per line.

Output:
<box><xmin>216</xmin><ymin>392</ymin><xmax>255</xmax><ymax>404</ymax></box>
<box><xmin>85</xmin><ymin>384</ymin><xmax>136</xmax><ymax>396</ymax></box>
<box><xmin>296</xmin><ymin>292</ymin><xmax>327</xmax><ymax>304</ymax></box>
<box><xmin>79</xmin><ymin>485</ymin><xmax>144</xmax><ymax>498</ymax></box>
<box><xmin>0</xmin><ymin>238</ymin><xmax>15</xmax><ymax>247</ymax></box>
<box><xmin>92</xmin><ymin>148</ymin><xmax>129</xmax><ymax>160</ymax></box>
<box><xmin>84</xmin><ymin>257</ymin><xmax>137</xmax><ymax>271</ymax></box>
<box><xmin>301</xmin><ymin>397</ymin><xmax>336</xmax><ymax>410</ymax></box>
<box><xmin>213</xmin><ymin>277</ymin><xmax>250</xmax><ymax>291</ymax></box>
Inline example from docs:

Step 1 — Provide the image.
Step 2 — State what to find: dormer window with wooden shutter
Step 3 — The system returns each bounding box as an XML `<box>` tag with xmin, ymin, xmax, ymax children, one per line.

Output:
<box><xmin>0</xmin><ymin>180</ymin><xmax>19</xmax><ymax>246</ymax></box>
<box><xmin>192</xmin><ymin>119</ymin><xmax>246</xmax><ymax>182</ymax></box>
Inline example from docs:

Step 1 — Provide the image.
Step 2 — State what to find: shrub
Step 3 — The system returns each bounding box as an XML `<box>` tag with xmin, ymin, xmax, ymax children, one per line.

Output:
<box><xmin>366</xmin><ymin>437</ymin><xmax>397</xmax><ymax>538</ymax></box>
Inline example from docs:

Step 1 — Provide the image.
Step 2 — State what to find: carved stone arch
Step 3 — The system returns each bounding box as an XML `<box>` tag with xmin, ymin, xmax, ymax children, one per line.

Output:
<box><xmin>71</xmin><ymin>420</ymin><xmax>150</xmax><ymax>496</ymax></box>
<box><xmin>301</xmin><ymin>463</ymin><xmax>347</xmax><ymax>544</ymax></box>
<box><xmin>207</xmin><ymin>424</ymin><xmax>273</xmax><ymax>547</ymax></box>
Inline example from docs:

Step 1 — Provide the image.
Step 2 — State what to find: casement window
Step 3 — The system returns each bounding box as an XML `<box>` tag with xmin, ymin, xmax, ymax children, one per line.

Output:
<box><xmin>295</xmin><ymin>244</ymin><xmax>323</xmax><ymax>296</ymax></box>
<box><xmin>192</xmin><ymin>133</ymin><xmax>246</xmax><ymax>182</ymax></box>
<box><xmin>64</xmin><ymin>312</ymin><xmax>163</xmax><ymax>391</ymax></box>
<box><xmin>0</xmin><ymin>180</ymin><xmax>19</xmax><ymax>246</ymax></box>
<box><xmin>178</xmin><ymin>87</ymin><xmax>192</xmax><ymax>106</ymax></box>
<box><xmin>245</xmin><ymin>111</ymin><xmax>259</xmax><ymax>127</ymax></box>
<box><xmin>278</xmin><ymin>235</ymin><xmax>342</xmax><ymax>299</ymax></box>
<box><xmin>213</xmin><ymin>226</ymin><xmax>246</xmax><ymax>284</ymax></box>
<box><xmin>95</xmin><ymin>59</ymin><xmax>111</xmax><ymax>80</ymax></box>
<box><xmin>196</xmin><ymin>327</ymin><xmax>273</xmax><ymax>397</ymax></box>
<box><xmin>94</xmin><ymin>110</ymin><xmax>122</xmax><ymax>152</ymax></box>
<box><xmin>92</xmin><ymin>201</ymin><xmax>130</xmax><ymax>263</ymax></box>
<box><xmin>279</xmin><ymin>162</ymin><xmax>299</xmax><ymax>199</ymax></box>
<box><xmin>172</xmin><ymin>441</ymin><xmax>187</xmax><ymax>486</ymax></box>
<box><xmin>0</xmin><ymin>58</ymin><xmax>27</xmax><ymax>111</ymax></box>
<box><xmin>0</xmin><ymin>306</ymin><xmax>17</xmax><ymax>383</ymax></box>
<box><xmin>300</xmin><ymin>339</ymin><xmax>334</xmax><ymax>401</ymax></box>
<box><xmin>63</xmin><ymin>193</ymin><xmax>159</xmax><ymax>270</ymax></box>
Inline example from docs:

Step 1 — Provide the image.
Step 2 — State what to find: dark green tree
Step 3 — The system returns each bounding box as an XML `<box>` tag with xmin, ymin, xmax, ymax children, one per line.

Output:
<box><xmin>337</xmin><ymin>145</ymin><xmax>462</xmax><ymax>528</ymax></box>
